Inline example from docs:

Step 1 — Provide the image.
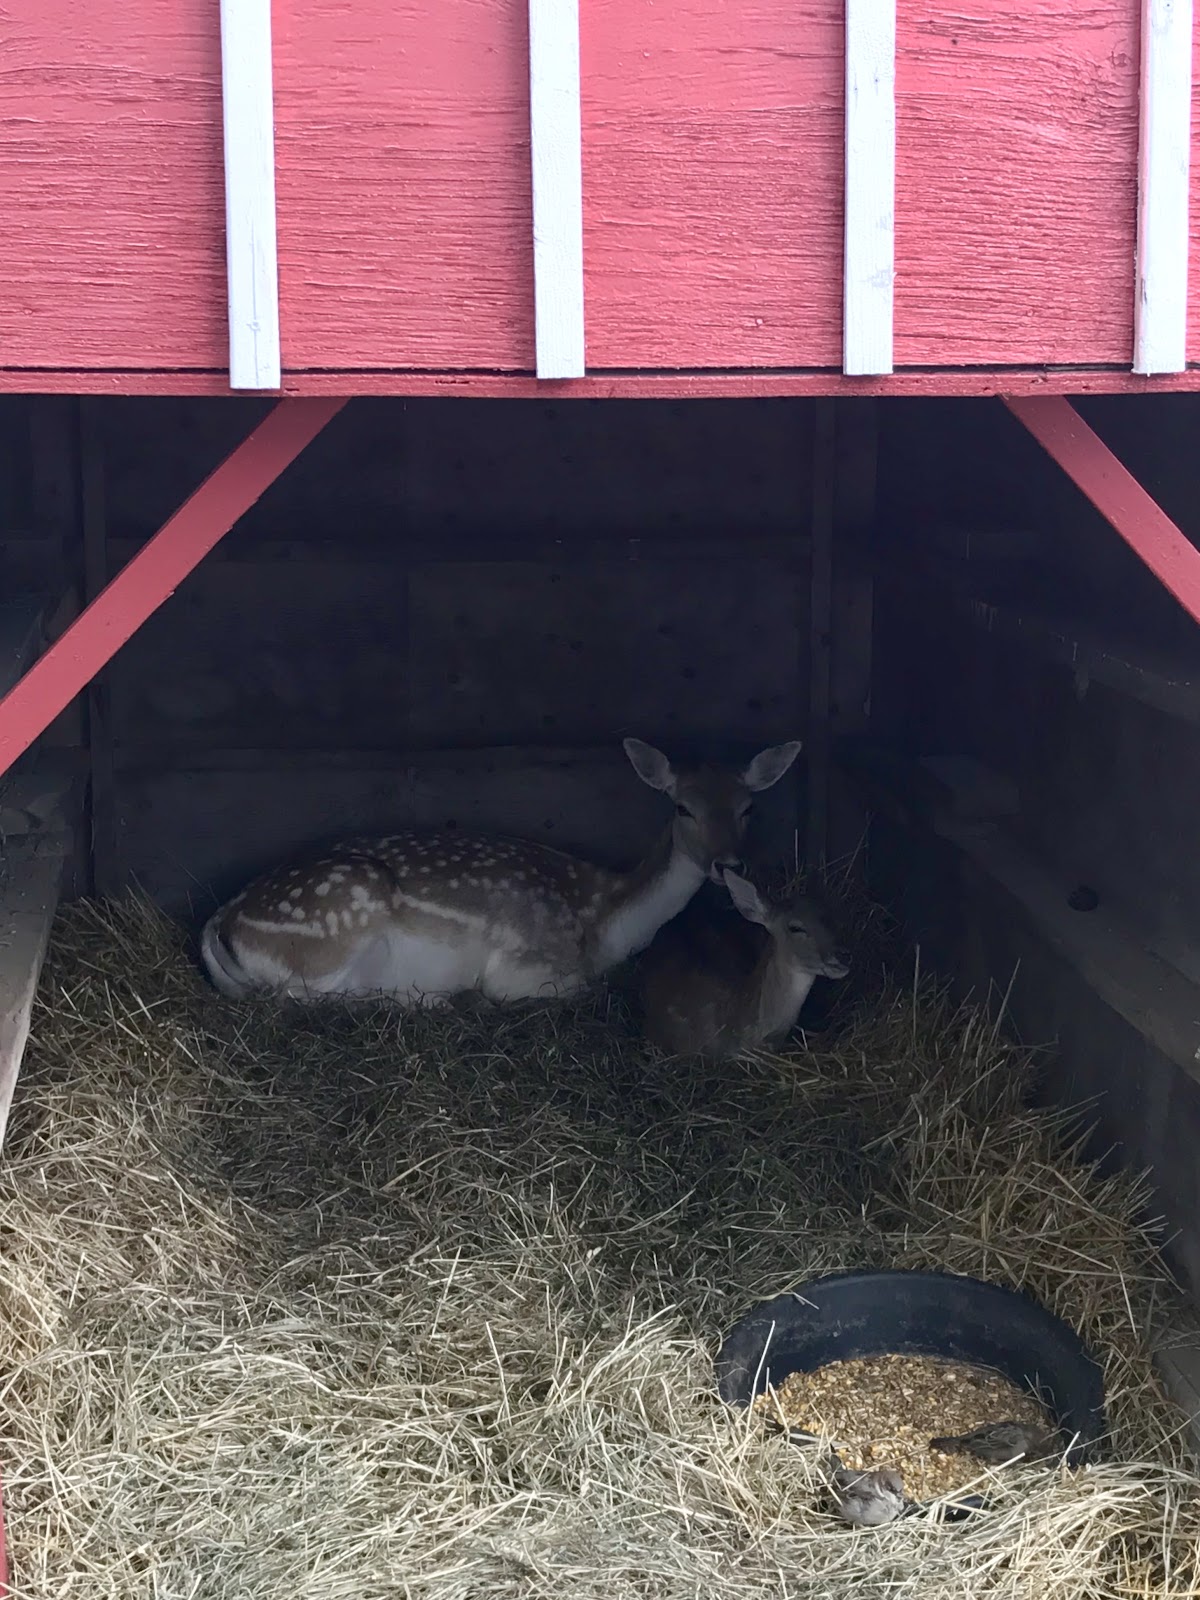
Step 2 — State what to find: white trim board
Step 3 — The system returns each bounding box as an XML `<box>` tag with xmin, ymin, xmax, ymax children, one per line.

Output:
<box><xmin>220</xmin><ymin>0</ymin><xmax>282</xmax><ymax>391</ymax></box>
<box><xmin>1134</xmin><ymin>0</ymin><xmax>1193</xmax><ymax>375</ymax></box>
<box><xmin>843</xmin><ymin>0</ymin><xmax>896</xmax><ymax>376</ymax></box>
<box><xmin>528</xmin><ymin>0</ymin><xmax>586</xmax><ymax>379</ymax></box>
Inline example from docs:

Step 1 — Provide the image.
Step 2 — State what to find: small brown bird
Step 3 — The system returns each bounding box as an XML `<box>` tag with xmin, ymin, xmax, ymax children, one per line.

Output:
<box><xmin>827</xmin><ymin>1455</ymin><xmax>909</xmax><ymax>1528</ymax></box>
<box><xmin>929</xmin><ymin>1420</ymin><xmax>1060</xmax><ymax>1464</ymax></box>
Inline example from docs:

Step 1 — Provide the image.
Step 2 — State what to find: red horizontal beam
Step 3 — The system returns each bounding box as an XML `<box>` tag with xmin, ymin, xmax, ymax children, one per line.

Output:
<box><xmin>0</xmin><ymin>368</ymin><xmax>1195</xmax><ymax>400</ymax></box>
<box><xmin>1004</xmin><ymin>395</ymin><xmax>1200</xmax><ymax>627</ymax></box>
<box><xmin>0</xmin><ymin>397</ymin><xmax>345</xmax><ymax>778</ymax></box>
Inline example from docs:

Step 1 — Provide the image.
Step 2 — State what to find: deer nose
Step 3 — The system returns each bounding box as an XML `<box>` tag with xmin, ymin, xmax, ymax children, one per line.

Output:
<box><xmin>712</xmin><ymin>855</ymin><xmax>745</xmax><ymax>881</ymax></box>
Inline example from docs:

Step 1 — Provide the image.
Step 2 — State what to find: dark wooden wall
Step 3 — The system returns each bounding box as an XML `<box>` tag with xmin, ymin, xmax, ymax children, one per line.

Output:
<box><xmin>870</xmin><ymin>394</ymin><xmax>1200</xmax><ymax>1302</ymax></box>
<box><xmin>91</xmin><ymin>397</ymin><xmax>848</xmax><ymax>914</ymax></box>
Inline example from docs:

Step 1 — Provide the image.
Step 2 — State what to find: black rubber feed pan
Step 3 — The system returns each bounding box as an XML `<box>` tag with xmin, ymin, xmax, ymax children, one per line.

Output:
<box><xmin>716</xmin><ymin>1270</ymin><xmax>1106</xmax><ymax>1494</ymax></box>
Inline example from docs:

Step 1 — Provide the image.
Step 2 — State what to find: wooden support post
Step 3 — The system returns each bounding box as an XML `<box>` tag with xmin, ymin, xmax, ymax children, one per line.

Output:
<box><xmin>1133</xmin><ymin>0</ymin><xmax>1192</xmax><ymax>374</ymax></box>
<box><xmin>80</xmin><ymin>400</ymin><xmax>120</xmax><ymax>897</ymax></box>
<box><xmin>0</xmin><ymin>399</ymin><xmax>345</xmax><ymax>779</ymax></box>
<box><xmin>221</xmin><ymin>0</ymin><xmax>282</xmax><ymax>389</ymax></box>
<box><xmin>528</xmin><ymin>0</ymin><xmax>586</xmax><ymax>379</ymax></box>
<box><xmin>843</xmin><ymin>0</ymin><xmax>896</xmax><ymax>375</ymax></box>
<box><xmin>807</xmin><ymin>400</ymin><xmax>837</xmax><ymax>868</ymax></box>
<box><xmin>828</xmin><ymin>397</ymin><xmax>877</xmax><ymax>872</ymax></box>
<box><xmin>1004</xmin><ymin>394</ymin><xmax>1200</xmax><ymax>626</ymax></box>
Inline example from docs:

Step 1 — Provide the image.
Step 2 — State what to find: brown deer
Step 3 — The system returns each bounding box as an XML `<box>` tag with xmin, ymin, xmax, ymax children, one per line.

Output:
<box><xmin>200</xmin><ymin>737</ymin><xmax>801</xmax><ymax>1005</ymax></box>
<box><xmin>638</xmin><ymin>869</ymin><xmax>848</xmax><ymax>1058</ymax></box>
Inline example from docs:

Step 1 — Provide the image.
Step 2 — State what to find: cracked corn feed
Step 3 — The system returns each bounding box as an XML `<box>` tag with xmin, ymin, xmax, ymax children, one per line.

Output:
<box><xmin>758</xmin><ymin>1353</ymin><xmax>1057</xmax><ymax>1500</ymax></box>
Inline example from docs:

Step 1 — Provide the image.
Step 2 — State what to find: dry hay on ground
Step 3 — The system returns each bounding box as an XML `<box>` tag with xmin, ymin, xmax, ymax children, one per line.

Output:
<box><xmin>0</xmin><ymin>895</ymin><xmax>1196</xmax><ymax>1599</ymax></box>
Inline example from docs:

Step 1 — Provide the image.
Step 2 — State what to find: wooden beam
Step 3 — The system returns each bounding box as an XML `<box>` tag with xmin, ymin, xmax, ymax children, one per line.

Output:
<box><xmin>10</xmin><ymin>368</ymin><xmax>1200</xmax><ymax>402</ymax></box>
<box><xmin>806</xmin><ymin>401</ymin><xmax>837</xmax><ymax>867</ymax></box>
<box><xmin>220</xmin><ymin>0</ymin><xmax>282</xmax><ymax>390</ymax></box>
<box><xmin>843</xmin><ymin>0</ymin><xmax>896</xmax><ymax>376</ymax></box>
<box><xmin>80</xmin><ymin>400</ymin><xmax>121</xmax><ymax>897</ymax></box>
<box><xmin>0</xmin><ymin>835</ymin><xmax>71</xmax><ymax>1153</ymax></box>
<box><xmin>1133</xmin><ymin>0</ymin><xmax>1193</xmax><ymax>375</ymax></box>
<box><xmin>828</xmin><ymin>398</ymin><xmax>877</xmax><ymax>870</ymax></box>
<box><xmin>1004</xmin><ymin>395</ymin><xmax>1200</xmax><ymax>626</ymax></box>
<box><xmin>0</xmin><ymin>400</ymin><xmax>345</xmax><ymax>779</ymax></box>
<box><xmin>528</xmin><ymin>0</ymin><xmax>585</xmax><ymax>379</ymax></box>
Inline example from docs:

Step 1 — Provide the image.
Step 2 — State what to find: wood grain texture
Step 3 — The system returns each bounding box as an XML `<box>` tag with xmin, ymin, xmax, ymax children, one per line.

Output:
<box><xmin>1191</xmin><ymin>9</ymin><xmax>1200</xmax><ymax>363</ymax></box>
<box><xmin>105</xmin><ymin>559</ymin><xmax>410</xmax><ymax>751</ymax></box>
<box><xmin>895</xmin><ymin>0</ymin><xmax>1141</xmax><ymax>365</ymax></box>
<box><xmin>0</xmin><ymin>0</ymin><xmax>226</xmax><ymax>370</ymax></box>
<box><xmin>406</xmin><ymin>558</ymin><xmax>804</xmax><ymax>748</ymax></box>
<box><xmin>100</xmin><ymin>395</ymin><xmax>814</xmax><ymax>549</ymax></box>
<box><xmin>0</xmin><ymin>400</ymin><xmax>343</xmax><ymax>777</ymax></box>
<box><xmin>580</xmin><ymin>0</ymin><xmax>843</xmax><ymax>368</ymax></box>
<box><xmin>3</xmin><ymin>369</ymin><xmax>1200</xmax><ymax>399</ymax></box>
<box><xmin>1134</xmin><ymin>0</ymin><xmax>1193</xmax><ymax>374</ymax></box>
<box><xmin>843</xmin><ymin>0</ymin><xmax>896</xmax><ymax>375</ymax></box>
<box><xmin>529</xmin><ymin>0</ymin><xmax>586</xmax><ymax>378</ymax></box>
<box><xmin>220</xmin><ymin>0</ymin><xmax>282</xmax><ymax>389</ymax></box>
<box><xmin>0</xmin><ymin>833</ymin><xmax>70</xmax><ymax>1153</ymax></box>
<box><xmin>0</xmin><ymin>0</ymin><xmax>1190</xmax><ymax>379</ymax></box>
<box><xmin>273</xmin><ymin>0</ymin><xmax>534</xmax><ymax>371</ymax></box>
<box><xmin>1005</xmin><ymin>394</ymin><xmax>1200</xmax><ymax>624</ymax></box>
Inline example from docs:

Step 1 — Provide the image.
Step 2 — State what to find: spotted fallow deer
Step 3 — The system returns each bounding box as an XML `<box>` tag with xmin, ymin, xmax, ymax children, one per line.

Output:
<box><xmin>199</xmin><ymin>738</ymin><xmax>802</xmax><ymax>1005</ymax></box>
<box><xmin>638</xmin><ymin>869</ymin><xmax>848</xmax><ymax>1059</ymax></box>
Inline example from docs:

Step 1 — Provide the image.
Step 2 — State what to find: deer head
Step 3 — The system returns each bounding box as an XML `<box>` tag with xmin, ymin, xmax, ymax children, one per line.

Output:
<box><xmin>622</xmin><ymin>737</ymin><xmax>802</xmax><ymax>884</ymax></box>
<box><xmin>721</xmin><ymin>871</ymin><xmax>850</xmax><ymax>980</ymax></box>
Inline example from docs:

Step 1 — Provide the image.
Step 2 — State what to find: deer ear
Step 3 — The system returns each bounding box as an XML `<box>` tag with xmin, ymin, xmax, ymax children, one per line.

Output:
<box><xmin>722</xmin><ymin>870</ymin><xmax>770</xmax><ymax>926</ymax></box>
<box><xmin>742</xmin><ymin>740</ymin><xmax>802</xmax><ymax>792</ymax></box>
<box><xmin>623</xmin><ymin>738</ymin><xmax>676</xmax><ymax>795</ymax></box>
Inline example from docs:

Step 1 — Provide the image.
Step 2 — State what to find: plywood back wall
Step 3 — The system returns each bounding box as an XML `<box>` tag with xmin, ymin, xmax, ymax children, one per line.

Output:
<box><xmin>100</xmin><ymin>398</ymin><xmax>815</xmax><ymax>913</ymax></box>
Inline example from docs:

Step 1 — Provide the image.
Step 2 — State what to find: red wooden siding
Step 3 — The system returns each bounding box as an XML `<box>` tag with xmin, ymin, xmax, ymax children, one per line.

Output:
<box><xmin>0</xmin><ymin>0</ymin><xmax>1193</xmax><ymax>386</ymax></box>
<box><xmin>0</xmin><ymin>0</ymin><xmax>226</xmax><ymax>372</ymax></box>
<box><xmin>1190</xmin><ymin>16</ymin><xmax>1200</xmax><ymax>366</ymax></box>
<box><xmin>273</xmin><ymin>0</ymin><xmax>534</xmax><ymax>373</ymax></box>
<box><xmin>894</xmin><ymin>0</ymin><xmax>1140</xmax><ymax>367</ymax></box>
<box><xmin>580</xmin><ymin>0</ymin><xmax>844</xmax><ymax>370</ymax></box>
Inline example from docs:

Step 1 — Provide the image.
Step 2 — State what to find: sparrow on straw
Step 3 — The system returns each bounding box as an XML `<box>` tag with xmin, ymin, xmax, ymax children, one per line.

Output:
<box><xmin>929</xmin><ymin>1420</ymin><xmax>1060</xmax><ymax>1464</ymax></box>
<box><xmin>826</xmin><ymin>1450</ymin><xmax>909</xmax><ymax>1528</ymax></box>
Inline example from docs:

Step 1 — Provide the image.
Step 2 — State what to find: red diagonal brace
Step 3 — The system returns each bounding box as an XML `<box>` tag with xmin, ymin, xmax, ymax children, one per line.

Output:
<box><xmin>0</xmin><ymin>397</ymin><xmax>345</xmax><ymax>778</ymax></box>
<box><xmin>1004</xmin><ymin>395</ymin><xmax>1200</xmax><ymax>627</ymax></box>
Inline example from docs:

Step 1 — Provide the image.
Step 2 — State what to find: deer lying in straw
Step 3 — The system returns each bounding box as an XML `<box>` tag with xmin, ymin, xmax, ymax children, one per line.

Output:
<box><xmin>638</xmin><ymin>869</ymin><xmax>848</xmax><ymax>1058</ymax></box>
<box><xmin>200</xmin><ymin>738</ymin><xmax>801</xmax><ymax>1006</ymax></box>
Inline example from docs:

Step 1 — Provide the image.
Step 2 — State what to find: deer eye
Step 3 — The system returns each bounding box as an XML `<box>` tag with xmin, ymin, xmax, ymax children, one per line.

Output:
<box><xmin>737</xmin><ymin>801</ymin><xmax>754</xmax><ymax>820</ymax></box>
<box><xmin>675</xmin><ymin>803</ymin><xmax>693</xmax><ymax>819</ymax></box>
<box><xmin>787</xmin><ymin>921</ymin><xmax>805</xmax><ymax>934</ymax></box>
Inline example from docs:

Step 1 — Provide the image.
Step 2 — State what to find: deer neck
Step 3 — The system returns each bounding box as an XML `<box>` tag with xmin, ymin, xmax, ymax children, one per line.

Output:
<box><xmin>589</xmin><ymin>826</ymin><xmax>706</xmax><ymax>973</ymax></box>
<box><xmin>754</xmin><ymin>947</ymin><xmax>818</xmax><ymax>1041</ymax></box>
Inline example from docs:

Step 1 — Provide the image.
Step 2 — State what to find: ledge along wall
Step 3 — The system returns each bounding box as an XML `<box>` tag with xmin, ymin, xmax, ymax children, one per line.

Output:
<box><xmin>864</xmin><ymin>394</ymin><xmax>1200</xmax><ymax>1306</ymax></box>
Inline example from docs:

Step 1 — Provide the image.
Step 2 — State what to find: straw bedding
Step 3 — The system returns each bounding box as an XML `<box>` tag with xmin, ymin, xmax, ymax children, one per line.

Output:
<box><xmin>0</xmin><ymin>894</ymin><xmax>1197</xmax><ymax>1598</ymax></box>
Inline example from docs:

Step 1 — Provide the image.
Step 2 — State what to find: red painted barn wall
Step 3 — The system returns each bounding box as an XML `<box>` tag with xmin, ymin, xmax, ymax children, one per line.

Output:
<box><xmin>580</xmin><ymin>0</ymin><xmax>844</xmax><ymax>370</ymax></box>
<box><xmin>0</xmin><ymin>0</ymin><xmax>226</xmax><ymax>371</ymax></box>
<box><xmin>0</xmin><ymin>0</ymin><xmax>1188</xmax><ymax>380</ymax></box>
<box><xmin>273</xmin><ymin>0</ymin><xmax>534</xmax><ymax>373</ymax></box>
<box><xmin>1190</xmin><ymin>16</ymin><xmax>1200</xmax><ymax>366</ymax></box>
<box><xmin>894</xmin><ymin>0</ymin><xmax>1140</xmax><ymax>367</ymax></box>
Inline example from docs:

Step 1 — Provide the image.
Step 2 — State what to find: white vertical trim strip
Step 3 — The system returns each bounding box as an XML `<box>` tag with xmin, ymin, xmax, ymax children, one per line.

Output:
<box><xmin>1133</xmin><ymin>0</ymin><xmax>1193</xmax><ymax>375</ymax></box>
<box><xmin>528</xmin><ymin>0</ymin><xmax>586</xmax><ymax>379</ymax></box>
<box><xmin>220</xmin><ymin>0</ymin><xmax>282</xmax><ymax>391</ymax></box>
<box><xmin>843</xmin><ymin>0</ymin><xmax>896</xmax><ymax>376</ymax></box>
